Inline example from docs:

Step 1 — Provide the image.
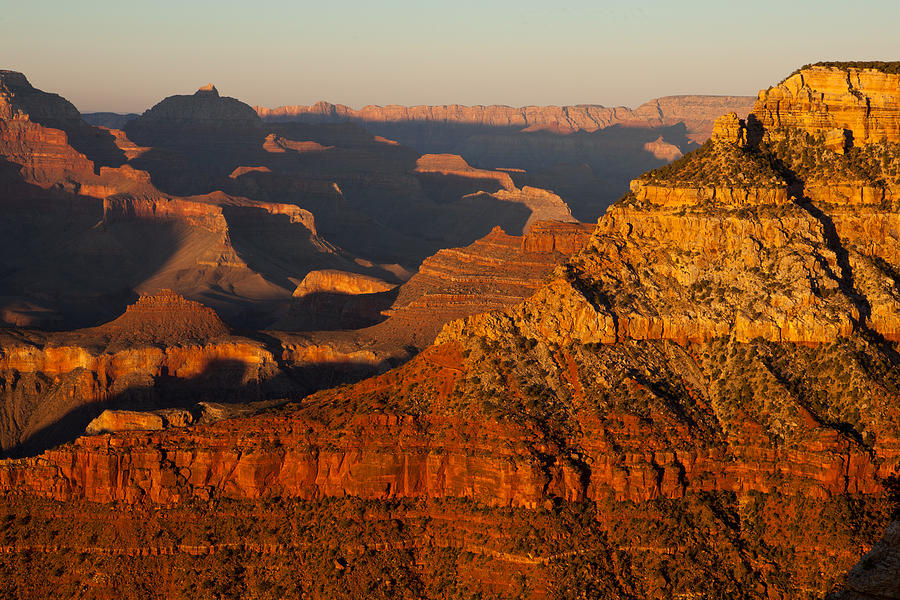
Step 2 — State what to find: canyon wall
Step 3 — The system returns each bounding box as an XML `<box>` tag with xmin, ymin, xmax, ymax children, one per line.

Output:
<box><xmin>755</xmin><ymin>65</ymin><xmax>900</xmax><ymax>144</ymax></box>
<box><xmin>255</xmin><ymin>95</ymin><xmax>756</xmax><ymax>137</ymax></box>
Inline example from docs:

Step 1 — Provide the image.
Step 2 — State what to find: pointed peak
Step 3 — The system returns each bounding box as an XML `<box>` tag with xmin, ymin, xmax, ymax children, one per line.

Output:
<box><xmin>195</xmin><ymin>83</ymin><xmax>219</xmax><ymax>97</ymax></box>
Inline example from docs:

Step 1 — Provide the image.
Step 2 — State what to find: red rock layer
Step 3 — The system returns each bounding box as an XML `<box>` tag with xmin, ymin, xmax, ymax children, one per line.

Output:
<box><xmin>88</xmin><ymin>290</ymin><xmax>230</xmax><ymax>346</ymax></box>
<box><xmin>0</xmin><ymin>341</ymin><xmax>891</xmax><ymax>507</ymax></box>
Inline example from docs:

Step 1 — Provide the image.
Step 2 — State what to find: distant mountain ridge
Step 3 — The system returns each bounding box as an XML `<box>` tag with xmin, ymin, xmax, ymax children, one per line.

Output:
<box><xmin>84</xmin><ymin>94</ymin><xmax>756</xmax><ymax>139</ymax></box>
<box><xmin>254</xmin><ymin>95</ymin><xmax>756</xmax><ymax>139</ymax></box>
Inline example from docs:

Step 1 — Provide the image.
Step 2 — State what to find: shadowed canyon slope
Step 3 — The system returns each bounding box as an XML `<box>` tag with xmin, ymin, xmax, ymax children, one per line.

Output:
<box><xmin>0</xmin><ymin>221</ymin><xmax>592</xmax><ymax>459</ymax></box>
<box><xmin>3</xmin><ymin>72</ymin><xmax>594</xmax><ymax>330</ymax></box>
<box><xmin>90</xmin><ymin>95</ymin><xmax>756</xmax><ymax>222</ymax></box>
<box><xmin>0</xmin><ymin>72</ymin><xmax>419</xmax><ymax>330</ymax></box>
<box><xmin>0</xmin><ymin>64</ymin><xmax>898</xmax><ymax>598</ymax></box>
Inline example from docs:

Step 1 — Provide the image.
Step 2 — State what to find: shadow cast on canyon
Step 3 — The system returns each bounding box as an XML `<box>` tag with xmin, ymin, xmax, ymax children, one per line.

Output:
<box><xmin>284</xmin><ymin>287</ymin><xmax>399</xmax><ymax>331</ymax></box>
<box><xmin>3</xmin><ymin>347</ymin><xmax>405</xmax><ymax>460</ymax></box>
<box><xmin>125</xmin><ymin>117</ymin><xmax>694</xmax><ymax>238</ymax></box>
<box><xmin>0</xmin><ymin>159</ymin><xmax>186</xmax><ymax>329</ymax></box>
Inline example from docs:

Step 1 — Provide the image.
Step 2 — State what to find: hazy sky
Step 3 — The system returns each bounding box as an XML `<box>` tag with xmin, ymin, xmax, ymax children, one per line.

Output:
<box><xmin>2</xmin><ymin>0</ymin><xmax>898</xmax><ymax>113</ymax></box>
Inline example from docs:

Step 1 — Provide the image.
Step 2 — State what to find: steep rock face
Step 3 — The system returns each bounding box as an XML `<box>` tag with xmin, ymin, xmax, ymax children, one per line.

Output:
<box><xmin>0</xmin><ymin>70</ymin><xmax>125</xmax><ymax>169</ymax></box>
<box><xmin>0</xmin><ymin>336</ymin><xmax>278</xmax><ymax>455</ymax></box>
<box><xmin>0</xmin><ymin>116</ymin><xmax>92</xmax><ymax>183</ymax></box>
<box><xmin>102</xmin><ymin>190</ymin><xmax>318</xmax><ymax>234</ymax></box>
<box><xmin>286</xmin><ymin>270</ymin><xmax>400</xmax><ymax>330</ymax></box>
<box><xmin>755</xmin><ymin>64</ymin><xmax>900</xmax><ymax>145</ymax></box>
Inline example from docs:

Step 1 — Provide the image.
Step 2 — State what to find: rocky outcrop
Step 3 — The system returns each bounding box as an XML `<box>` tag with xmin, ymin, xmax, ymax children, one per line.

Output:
<box><xmin>292</xmin><ymin>270</ymin><xmax>396</xmax><ymax>297</ymax></box>
<box><xmin>85</xmin><ymin>408</ymin><xmax>196</xmax><ymax>435</ymax></box>
<box><xmin>414</xmin><ymin>153</ymin><xmax>515</xmax><ymax>190</ymax></box>
<box><xmin>87</xmin><ymin>290</ymin><xmax>230</xmax><ymax>346</ymax></box>
<box><xmin>262</xmin><ymin>133</ymin><xmax>332</xmax><ymax>154</ymax></box>
<box><xmin>101</xmin><ymin>189</ymin><xmax>318</xmax><ymax>239</ymax></box>
<box><xmin>85</xmin><ymin>410</ymin><xmax>165</xmax><ymax>435</ymax></box>
<box><xmin>486</xmin><ymin>186</ymin><xmax>576</xmax><ymax>231</ymax></box>
<box><xmin>414</xmin><ymin>155</ymin><xmax>575</xmax><ymax>230</ymax></box>
<box><xmin>643</xmin><ymin>135</ymin><xmax>683</xmax><ymax>161</ymax></box>
<box><xmin>285</xmin><ymin>270</ymin><xmax>400</xmax><ymax>330</ymax></box>
<box><xmin>755</xmin><ymin>64</ymin><xmax>900</xmax><ymax>145</ymax></box>
<box><xmin>521</xmin><ymin>220</ymin><xmax>596</xmax><ymax>253</ymax></box>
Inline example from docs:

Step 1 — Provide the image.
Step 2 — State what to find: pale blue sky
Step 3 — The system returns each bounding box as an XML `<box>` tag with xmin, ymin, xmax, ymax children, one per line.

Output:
<box><xmin>2</xmin><ymin>0</ymin><xmax>898</xmax><ymax>113</ymax></box>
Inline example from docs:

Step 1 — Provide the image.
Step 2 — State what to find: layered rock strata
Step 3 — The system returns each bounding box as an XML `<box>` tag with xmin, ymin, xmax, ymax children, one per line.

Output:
<box><xmin>756</xmin><ymin>63</ymin><xmax>900</xmax><ymax>145</ymax></box>
<box><xmin>383</xmin><ymin>222</ymin><xmax>594</xmax><ymax>343</ymax></box>
<box><xmin>0</xmin><ymin>65</ymin><xmax>898</xmax><ymax>599</ymax></box>
<box><xmin>0</xmin><ymin>336</ymin><xmax>894</xmax><ymax>505</ymax></box>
